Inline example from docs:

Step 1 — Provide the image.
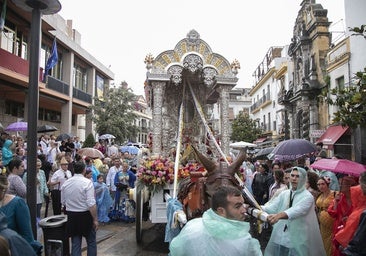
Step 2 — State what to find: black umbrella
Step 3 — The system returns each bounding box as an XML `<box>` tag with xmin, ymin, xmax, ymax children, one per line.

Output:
<box><xmin>56</xmin><ymin>133</ymin><xmax>73</xmax><ymax>141</ymax></box>
<box><xmin>37</xmin><ymin>124</ymin><xmax>58</xmax><ymax>133</ymax></box>
<box><xmin>255</xmin><ymin>147</ymin><xmax>274</xmax><ymax>160</ymax></box>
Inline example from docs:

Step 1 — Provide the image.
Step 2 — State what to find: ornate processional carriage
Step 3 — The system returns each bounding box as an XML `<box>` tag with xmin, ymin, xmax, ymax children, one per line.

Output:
<box><xmin>144</xmin><ymin>29</ymin><xmax>240</xmax><ymax>158</ymax></box>
<box><xmin>134</xmin><ymin>30</ymin><xmax>243</xmax><ymax>243</ymax></box>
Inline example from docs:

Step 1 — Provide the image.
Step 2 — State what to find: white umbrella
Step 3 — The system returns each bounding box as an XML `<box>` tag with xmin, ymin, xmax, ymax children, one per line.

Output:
<box><xmin>230</xmin><ymin>141</ymin><xmax>257</xmax><ymax>149</ymax></box>
<box><xmin>98</xmin><ymin>134</ymin><xmax>116</xmax><ymax>140</ymax></box>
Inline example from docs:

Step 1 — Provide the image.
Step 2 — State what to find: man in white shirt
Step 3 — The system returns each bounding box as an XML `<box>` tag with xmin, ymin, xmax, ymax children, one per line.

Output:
<box><xmin>107</xmin><ymin>142</ymin><xmax>119</xmax><ymax>157</ymax></box>
<box><xmin>39</xmin><ymin>134</ymin><xmax>50</xmax><ymax>155</ymax></box>
<box><xmin>73</xmin><ymin>136</ymin><xmax>81</xmax><ymax>151</ymax></box>
<box><xmin>61</xmin><ymin>161</ymin><xmax>97</xmax><ymax>256</ymax></box>
<box><xmin>46</xmin><ymin>140</ymin><xmax>60</xmax><ymax>165</ymax></box>
<box><xmin>106</xmin><ymin>157</ymin><xmax>121</xmax><ymax>200</ymax></box>
<box><xmin>49</xmin><ymin>157</ymin><xmax>72</xmax><ymax>215</ymax></box>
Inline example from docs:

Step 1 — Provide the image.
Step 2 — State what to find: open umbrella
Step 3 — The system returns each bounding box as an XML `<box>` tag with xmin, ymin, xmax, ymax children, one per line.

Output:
<box><xmin>78</xmin><ymin>147</ymin><xmax>104</xmax><ymax>159</ymax></box>
<box><xmin>37</xmin><ymin>124</ymin><xmax>58</xmax><ymax>133</ymax></box>
<box><xmin>268</xmin><ymin>139</ymin><xmax>317</xmax><ymax>161</ymax></box>
<box><xmin>229</xmin><ymin>141</ymin><xmax>257</xmax><ymax>149</ymax></box>
<box><xmin>56</xmin><ymin>133</ymin><xmax>73</xmax><ymax>141</ymax></box>
<box><xmin>98</xmin><ymin>134</ymin><xmax>116</xmax><ymax>140</ymax></box>
<box><xmin>120</xmin><ymin>145</ymin><xmax>139</xmax><ymax>155</ymax></box>
<box><xmin>5</xmin><ymin>121</ymin><xmax>28</xmax><ymax>132</ymax></box>
<box><xmin>255</xmin><ymin>147</ymin><xmax>274</xmax><ymax>160</ymax></box>
<box><xmin>311</xmin><ymin>158</ymin><xmax>366</xmax><ymax>177</ymax></box>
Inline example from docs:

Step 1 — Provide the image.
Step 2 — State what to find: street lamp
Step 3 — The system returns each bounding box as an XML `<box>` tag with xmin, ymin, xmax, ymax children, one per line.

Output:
<box><xmin>11</xmin><ymin>0</ymin><xmax>61</xmax><ymax>237</ymax></box>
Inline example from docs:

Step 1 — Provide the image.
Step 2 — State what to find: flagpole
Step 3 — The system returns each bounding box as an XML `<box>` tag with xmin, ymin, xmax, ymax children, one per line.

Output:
<box><xmin>0</xmin><ymin>0</ymin><xmax>6</xmax><ymax>31</ymax></box>
<box><xmin>43</xmin><ymin>37</ymin><xmax>58</xmax><ymax>82</ymax></box>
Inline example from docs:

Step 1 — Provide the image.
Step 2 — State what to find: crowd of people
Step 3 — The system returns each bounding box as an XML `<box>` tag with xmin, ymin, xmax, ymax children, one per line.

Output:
<box><xmin>1</xmin><ymin>129</ymin><xmax>366</xmax><ymax>256</ymax></box>
<box><xmin>169</xmin><ymin>145</ymin><xmax>366</xmax><ymax>256</ymax></box>
<box><xmin>0</xmin><ymin>130</ymin><xmax>140</xmax><ymax>255</ymax></box>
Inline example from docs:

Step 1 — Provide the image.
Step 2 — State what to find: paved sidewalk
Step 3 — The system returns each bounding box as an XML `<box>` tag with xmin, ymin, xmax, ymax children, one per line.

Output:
<box><xmin>40</xmin><ymin>201</ymin><xmax>169</xmax><ymax>255</ymax></box>
<box><xmin>82</xmin><ymin>221</ymin><xmax>169</xmax><ymax>256</ymax></box>
<box><xmin>82</xmin><ymin>227</ymin><xmax>115</xmax><ymax>250</ymax></box>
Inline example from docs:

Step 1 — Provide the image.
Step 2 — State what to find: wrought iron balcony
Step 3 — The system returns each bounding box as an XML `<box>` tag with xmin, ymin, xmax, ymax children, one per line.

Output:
<box><xmin>46</xmin><ymin>76</ymin><xmax>69</xmax><ymax>95</ymax></box>
<box><xmin>73</xmin><ymin>87</ymin><xmax>92</xmax><ymax>103</ymax></box>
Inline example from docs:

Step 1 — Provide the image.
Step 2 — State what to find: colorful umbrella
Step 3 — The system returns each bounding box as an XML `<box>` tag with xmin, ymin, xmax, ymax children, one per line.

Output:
<box><xmin>268</xmin><ymin>139</ymin><xmax>317</xmax><ymax>161</ymax></box>
<box><xmin>311</xmin><ymin>158</ymin><xmax>366</xmax><ymax>177</ymax></box>
<box><xmin>78</xmin><ymin>147</ymin><xmax>104</xmax><ymax>159</ymax></box>
<box><xmin>5</xmin><ymin>121</ymin><xmax>28</xmax><ymax>132</ymax></box>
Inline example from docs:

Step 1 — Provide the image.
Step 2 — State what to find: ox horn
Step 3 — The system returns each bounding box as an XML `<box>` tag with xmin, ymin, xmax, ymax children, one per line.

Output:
<box><xmin>191</xmin><ymin>145</ymin><xmax>217</xmax><ymax>173</ymax></box>
<box><xmin>228</xmin><ymin>148</ymin><xmax>247</xmax><ymax>175</ymax></box>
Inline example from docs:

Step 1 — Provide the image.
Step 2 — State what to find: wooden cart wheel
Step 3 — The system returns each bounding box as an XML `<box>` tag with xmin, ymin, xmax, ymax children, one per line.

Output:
<box><xmin>135</xmin><ymin>188</ymin><xmax>144</xmax><ymax>243</ymax></box>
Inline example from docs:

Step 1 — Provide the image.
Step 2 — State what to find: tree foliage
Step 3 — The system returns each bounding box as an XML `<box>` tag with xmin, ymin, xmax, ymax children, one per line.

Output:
<box><xmin>230</xmin><ymin>111</ymin><xmax>261</xmax><ymax>142</ymax></box>
<box><xmin>89</xmin><ymin>86</ymin><xmax>138</xmax><ymax>144</ymax></box>
<box><xmin>323</xmin><ymin>25</ymin><xmax>366</xmax><ymax>128</ymax></box>
<box><xmin>350</xmin><ymin>24</ymin><xmax>366</xmax><ymax>39</ymax></box>
<box><xmin>83</xmin><ymin>133</ymin><xmax>96</xmax><ymax>148</ymax></box>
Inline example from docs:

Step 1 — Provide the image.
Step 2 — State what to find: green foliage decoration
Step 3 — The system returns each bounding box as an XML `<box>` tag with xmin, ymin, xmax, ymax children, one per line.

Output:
<box><xmin>83</xmin><ymin>133</ymin><xmax>96</xmax><ymax>148</ymax></box>
<box><xmin>230</xmin><ymin>111</ymin><xmax>262</xmax><ymax>143</ymax></box>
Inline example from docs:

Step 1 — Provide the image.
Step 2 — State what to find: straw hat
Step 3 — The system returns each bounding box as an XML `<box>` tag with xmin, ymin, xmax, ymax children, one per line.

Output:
<box><xmin>60</xmin><ymin>157</ymin><xmax>68</xmax><ymax>165</ymax></box>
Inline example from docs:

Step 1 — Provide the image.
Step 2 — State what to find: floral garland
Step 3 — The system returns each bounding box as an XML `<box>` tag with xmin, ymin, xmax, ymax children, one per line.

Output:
<box><xmin>136</xmin><ymin>157</ymin><xmax>200</xmax><ymax>195</ymax></box>
<box><xmin>136</xmin><ymin>156</ymin><xmax>174</xmax><ymax>194</ymax></box>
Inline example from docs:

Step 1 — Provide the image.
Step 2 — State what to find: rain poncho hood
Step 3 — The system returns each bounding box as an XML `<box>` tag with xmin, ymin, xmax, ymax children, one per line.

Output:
<box><xmin>262</xmin><ymin>166</ymin><xmax>326</xmax><ymax>256</ymax></box>
<box><xmin>335</xmin><ymin>185</ymin><xmax>366</xmax><ymax>248</ymax></box>
<box><xmin>169</xmin><ymin>208</ymin><xmax>262</xmax><ymax>256</ymax></box>
<box><xmin>2</xmin><ymin>139</ymin><xmax>13</xmax><ymax>166</ymax></box>
<box><xmin>289</xmin><ymin>166</ymin><xmax>306</xmax><ymax>193</ymax></box>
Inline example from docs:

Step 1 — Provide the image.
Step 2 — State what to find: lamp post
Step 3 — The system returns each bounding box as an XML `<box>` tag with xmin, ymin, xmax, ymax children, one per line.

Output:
<box><xmin>11</xmin><ymin>0</ymin><xmax>61</xmax><ymax>237</ymax></box>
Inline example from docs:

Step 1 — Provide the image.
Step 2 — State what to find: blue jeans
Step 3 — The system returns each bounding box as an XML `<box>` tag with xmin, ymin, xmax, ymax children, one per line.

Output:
<box><xmin>71</xmin><ymin>228</ymin><xmax>96</xmax><ymax>256</ymax></box>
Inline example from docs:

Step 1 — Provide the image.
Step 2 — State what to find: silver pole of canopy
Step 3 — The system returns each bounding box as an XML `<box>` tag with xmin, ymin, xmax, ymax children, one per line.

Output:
<box><xmin>187</xmin><ymin>81</ymin><xmax>228</xmax><ymax>164</ymax></box>
<box><xmin>173</xmin><ymin>82</ymin><xmax>186</xmax><ymax>198</ymax></box>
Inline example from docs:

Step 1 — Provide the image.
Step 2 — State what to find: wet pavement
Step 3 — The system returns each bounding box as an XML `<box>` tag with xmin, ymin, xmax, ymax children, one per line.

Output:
<box><xmin>40</xmin><ymin>204</ymin><xmax>169</xmax><ymax>255</ymax></box>
<box><xmin>84</xmin><ymin>221</ymin><xmax>169</xmax><ymax>256</ymax></box>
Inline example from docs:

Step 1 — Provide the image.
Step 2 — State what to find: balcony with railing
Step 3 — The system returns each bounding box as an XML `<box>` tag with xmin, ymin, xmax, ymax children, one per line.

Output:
<box><xmin>261</xmin><ymin>123</ymin><xmax>270</xmax><ymax>133</ymax></box>
<box><xmin>73</xmin><ymin>87</ymin><xmax>92</xmax><ymax>103</ymax></box>
<box><xmin>0</xmin><ymin>48</ymin><xmax>44</xmax><ymax>82</ymax></box>
<box><xmin>250</xmin><ymin>91</ymin><xmax>271</xmax><ymax>113</ymax></box>
<box><xmin>46</xmin><ymin>76</ymin><xmax>69</xmax><ymax>95</ymax></box>
<box><xmin>252</xmin><ymin>47</ymin><xmax>283</xmax><ymax>86</ymax></box>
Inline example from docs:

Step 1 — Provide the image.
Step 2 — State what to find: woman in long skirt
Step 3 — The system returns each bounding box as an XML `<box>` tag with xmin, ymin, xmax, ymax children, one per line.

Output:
<box><xmin>94</xmin><ymin>175</ymin><xmax>113</xmax><ymax>223</ymax></box>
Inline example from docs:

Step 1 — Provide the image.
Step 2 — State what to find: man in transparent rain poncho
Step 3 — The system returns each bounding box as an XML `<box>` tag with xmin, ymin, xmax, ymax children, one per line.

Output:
<box><xmin>169</xmin><ymin>186</ymin><xmax>262</xmax><ymax>256</ymax></box>
<box><xmin>262</xmin><ymin>166</ymin><xmax>326</xmax><ymax>256</ymax></box>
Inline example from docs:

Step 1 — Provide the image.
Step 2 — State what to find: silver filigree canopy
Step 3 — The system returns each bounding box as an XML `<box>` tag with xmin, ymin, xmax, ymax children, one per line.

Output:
<box><xmin>146</xmin><ymin>30</ymin><xmax>238</xmax><ymax>87</ymax></box>
<box><xmin>183</xmin><ymin>54</ymin><xmax>203</xmax><ymax>73</ymax></box>
<box><xmin>186</xmin><ymin>29</ymin><xmax>201</xmax><ymax>47</ymax></box>
<box><xmin>145</xmin><ymin>30</ymin><xmax>238</xmax><ymax>156</ymax></box>
<box><xmin>167</xmin><ymin>65</ymin><xmax>184</xmax><ymax>85</ymax></box>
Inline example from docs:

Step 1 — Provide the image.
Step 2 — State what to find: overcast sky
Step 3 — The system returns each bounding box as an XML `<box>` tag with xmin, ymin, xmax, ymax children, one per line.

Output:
<box><xmin>58</xmin><ymin>0</ymin><xmax>345</xmax><ymax>96</ymax></box>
